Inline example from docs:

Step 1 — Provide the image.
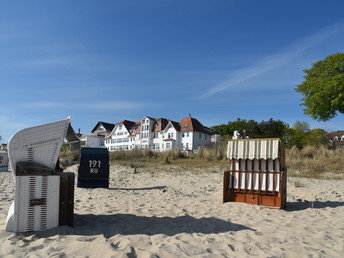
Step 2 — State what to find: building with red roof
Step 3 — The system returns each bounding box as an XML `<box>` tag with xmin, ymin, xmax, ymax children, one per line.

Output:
<box><xmin>98</xmin><ymin>115</ymin><xmax>218</xmax><ymax>152</ymax></box>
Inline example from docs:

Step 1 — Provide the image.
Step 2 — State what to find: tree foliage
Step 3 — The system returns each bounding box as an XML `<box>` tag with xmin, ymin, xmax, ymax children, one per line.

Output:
<box><xmin>212</xmin><ymin>119</ymin><xmax>329</xmax><ymax>149</ymax></box>
<box><xmin>211</xmin><ymin>118</ymin><xmax>289</xmax><ymax>141</ymax></box>
<box><xmin>292</xmin><ymin>120</ymin><xmax>310</xmax><ymax>132</ymax></box>
<box><xmin>296</xmin><ymin>53</ymin><xmax>344</xmax><ymax>121</ymax></box>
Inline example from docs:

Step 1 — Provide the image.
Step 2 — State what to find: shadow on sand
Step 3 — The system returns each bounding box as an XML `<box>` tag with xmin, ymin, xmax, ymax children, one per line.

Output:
<box><xmin>286</xmin><ymin>201</ymin><xmax>344</xmax><ymax>211</ymax></box>
<box><xmin>108</xmin><ymin>186</ymin><xmax>167</xmax><ymax>191</ymax></box>
<box><xmin>33</xmin><ymin>214</ymin><xmax>254</xmax><ymax>238</ymax></box>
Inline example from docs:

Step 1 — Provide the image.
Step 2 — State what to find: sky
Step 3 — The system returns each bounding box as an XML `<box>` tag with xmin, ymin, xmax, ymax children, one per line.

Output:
<box><xmin>0</xmin><ymin>0</ymin><xmax>343</xmax><ymax>142</ymax></box>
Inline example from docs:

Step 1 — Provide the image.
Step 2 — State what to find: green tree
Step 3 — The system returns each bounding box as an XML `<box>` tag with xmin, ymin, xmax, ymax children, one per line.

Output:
<box><xmin>292</xmin><ymin>121</ymin><xmax>310</xmax><ymax>132</ymax></box>
<box><xmin>212</xmin><ymin>118</ymin><xmax>289</xmax><ymax>143</ymax></box>
<box><xmin>305</xmin><ymin>128</ymin><xmax>328</xmax><ymax>147</ymax></box>
<box><xmin>258</xmin><ymin>119</ymin><xmax>289</xmax><ymax>139</ymax></box>
<box><xmin>296</xmin><ymin>53</ymin><xmax>344</xmax><ymax>121</ymax></box>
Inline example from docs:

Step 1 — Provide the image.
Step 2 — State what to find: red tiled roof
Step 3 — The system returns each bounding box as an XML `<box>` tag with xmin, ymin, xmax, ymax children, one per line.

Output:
<box><xmin>179</xmin><ymin>117</ymin><xmax>212</xmax><ymax>135</ymax></box>
<box><xmin>128</xmin><ymin>121</ymin><xmax>141</xmax><ymax>136</ymax></box>
<box><xmin>326</xmin><ymin>132</ymin><xmax>344</xmax><ymax>139</ymax></box>
<box><xmin>153</xmin><ymin>118</ymin><xmax>169</xmax><ymax>132</ymax></box>
<box><xmin>117</xmin><ymin>120</ymin><xmax>136</xmax><ymax>132</ymax></box>
<box><xmin>101</xmin><ymin>116</ymin><xmax>214</xmax><ymax>136</ymax></box>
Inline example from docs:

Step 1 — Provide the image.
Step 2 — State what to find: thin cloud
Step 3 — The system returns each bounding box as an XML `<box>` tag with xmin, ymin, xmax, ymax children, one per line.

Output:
<box><xmin>12</xmin><ymin>57</ymin><xmax>82</xmax><ymax>67</ymax></box>
<box><xmin>199</xmin><ymin>20</ymin><xmax>344</xmax><ymax>99</ymax></box>
<box><xmin>21</xmin><ymin>101</ymin><xmax>152</xmax><ymax>110</ymax></box>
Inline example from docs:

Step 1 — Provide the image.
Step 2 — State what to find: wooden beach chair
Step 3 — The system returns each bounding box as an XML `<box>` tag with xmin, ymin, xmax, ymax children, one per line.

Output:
<box><xmin>223</xmin><ymin>138</ymin><xmax>287</xmax><ymax>209</ymax></box>
<box><xmin>5</xmin><ymin>118</ymin><xmax>77</xmax><ymax>232</ymax></box>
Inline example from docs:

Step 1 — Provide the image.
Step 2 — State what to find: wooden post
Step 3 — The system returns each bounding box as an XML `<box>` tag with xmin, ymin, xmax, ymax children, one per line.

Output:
<box><xmin>223</xmin><ymin>171</ymin><xmax>230</xmax><ymax>203</ymax></box>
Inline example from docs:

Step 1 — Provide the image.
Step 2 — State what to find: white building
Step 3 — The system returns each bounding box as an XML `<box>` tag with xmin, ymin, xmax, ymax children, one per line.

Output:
<box><xmin>102</xmin><ymin>116</ymin><xmax>214</xmax><ymax>152</ymax></box>
<box><xmin>81</xmin><ymin>121</ymin><xmax>115</xmax><ymax>148</ymax></box>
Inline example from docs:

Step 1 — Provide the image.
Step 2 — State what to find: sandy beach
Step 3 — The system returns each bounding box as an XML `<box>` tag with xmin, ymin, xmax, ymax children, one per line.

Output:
<box><xmin>0</xmin><ymin>164</ymin><xmax>343</xmax><ymax>257</ymax></box>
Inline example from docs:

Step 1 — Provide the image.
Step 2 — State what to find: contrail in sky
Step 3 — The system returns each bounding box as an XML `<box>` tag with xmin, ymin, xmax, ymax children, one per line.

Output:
<box><xmin>198</xmin><ymin>20</ymin><xmax>344</xmax><ymax>99</ymax></box>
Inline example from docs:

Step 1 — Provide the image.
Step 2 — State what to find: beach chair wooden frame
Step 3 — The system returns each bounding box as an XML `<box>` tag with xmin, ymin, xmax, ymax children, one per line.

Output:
<box><xmin>223</xmin><ymin>138</ymin><xmax>287</xmax><ymax>209</ymax></box>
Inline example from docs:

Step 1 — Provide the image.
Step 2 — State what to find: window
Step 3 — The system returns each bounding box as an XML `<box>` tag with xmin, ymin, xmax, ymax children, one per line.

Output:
<box><xmin>187</xmin><ymin>132</ymin><xmax>189</xmax><ymax>137</ymax></box>
<box><xmin>171</xmin><ymin>133</ymin><xmax>174</xmax><ymax>138</ymax></box>
<box><xmin>205</xmin><ymin>135</ymin><xmax>207</xmax><ymax>140</ymax></box>
<box><xmin>182</xmin><ymin>133</ymin><xmax>185</xmax><ymax>138</ymax></box>
<box><xmin>168</xmin><ymin>133</ymin><xmax>171</xmax><ymax>138</ymax></box>
<box><xmin>186</xmin><ymin>143</ymin><xmax>189</xmax><ymax>150</ymax></box>
<box><xmin>162</xmin><ymin>144</ymin><xmax>164</xmax><ymax>149</ymax></box>
<box><xmin>166</xmin><ymin>143</ymin><xmax>171</xmax><ymax>149</ymax></box>
<box><xmin>119</xmin><ymin>125</ymin><xmax>123</xmax><ymax>130</ymax></box>
<box><xmin>199</xmin><ymin>133</ymin><xmax>201</xmax><ymax>139</ymax></box>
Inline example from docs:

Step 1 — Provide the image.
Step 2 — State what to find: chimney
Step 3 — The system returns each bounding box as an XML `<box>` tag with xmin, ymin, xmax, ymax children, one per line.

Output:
<box><xmin>78</xmin><ymin>128</ymin><xmax>81</xmax><ymax>134</ymax></box>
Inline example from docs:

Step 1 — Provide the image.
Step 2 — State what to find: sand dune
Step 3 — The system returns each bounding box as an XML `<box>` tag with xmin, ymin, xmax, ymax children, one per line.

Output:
<box><xmin>1</xmin><ymin>164</ymin><xmax>343</xmax><ymax>257</ymax></box>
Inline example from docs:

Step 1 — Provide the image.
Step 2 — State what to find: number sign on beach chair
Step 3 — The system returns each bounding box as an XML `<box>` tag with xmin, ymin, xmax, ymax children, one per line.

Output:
<box><xmin>5</xmin><ymin>118</ymin><xmax>77</xmax><ymax>232</ymax></box>
<box><xmin>77</xmin><ymin>147</ymin><xmax>109</xmax><ymax>188</ymax></box>
<box><xmin>223</xmin><ymin>138</ymin><xmax>287</xmax><ymax>209</ymax></box>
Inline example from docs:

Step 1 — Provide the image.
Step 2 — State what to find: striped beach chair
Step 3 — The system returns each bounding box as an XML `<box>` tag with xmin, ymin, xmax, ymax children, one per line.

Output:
<box><xmin>223</xmin><ymin>138</ymin><xmax>287</xmax><ymax>209</ymax></box>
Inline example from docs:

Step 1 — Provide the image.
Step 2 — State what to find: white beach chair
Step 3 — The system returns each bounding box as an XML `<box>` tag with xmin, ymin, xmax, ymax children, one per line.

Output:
<box><xmin>5</xmin><ymin>118</ymin><xmax>71</xmax><ymax>232</ymax></box>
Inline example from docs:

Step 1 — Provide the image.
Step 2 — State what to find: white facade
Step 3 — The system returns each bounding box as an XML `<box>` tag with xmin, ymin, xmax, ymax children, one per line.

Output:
<box><xmin>104</xmin><ymin>116</ymin><xmax>212</xmax><ymax>152</ymax></box>
<box><xmin>0</xmin><ymin>150</ymin><xmax>8</xmax><ymax>167</ymax></box>
<box><xmin>85</xmin><ymin>135</ymin><xmax>105</xmax><ymax>148</ymax></box>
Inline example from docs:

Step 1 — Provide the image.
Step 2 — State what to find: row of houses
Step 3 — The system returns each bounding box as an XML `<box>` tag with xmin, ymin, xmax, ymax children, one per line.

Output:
<box><xmin>81</xmin><ymin>115</ymin><xmax>221</xmax><ymax>152</ymax></box>
<box><xmin>79</xmin><ymin>116</ymin><xmax>344</xmax><ymax>151</ymax></box>
<box><xmin>326</xmin><ymin>132</ymin><xmax>344</xmax><ymax>149</ymax></box>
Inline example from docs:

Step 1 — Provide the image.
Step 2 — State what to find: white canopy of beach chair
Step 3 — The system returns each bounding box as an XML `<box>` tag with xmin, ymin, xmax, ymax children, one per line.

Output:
<box><xmin>5</xmin><ymin>118</ymin><xmax>72</xmax><ymax>232</ymax></box>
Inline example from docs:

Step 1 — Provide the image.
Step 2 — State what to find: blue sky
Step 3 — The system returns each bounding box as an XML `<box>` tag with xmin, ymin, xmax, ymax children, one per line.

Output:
<box><xmin>0</xmin><ymin>0</ymin><xmax>343</xmax><ymax>142</ymax></box>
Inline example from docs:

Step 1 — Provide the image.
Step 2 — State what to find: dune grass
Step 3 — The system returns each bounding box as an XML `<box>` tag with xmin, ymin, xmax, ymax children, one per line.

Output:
<box><xmin>109</xmin><ymin>146</ymin><xmax>344</xmax><ymax>178</ymax></box>
<box><xmin>61</xmin><ymin>145</ymin><xmax>344</xmax><ymax>178</ymax></box>
<box><xmin>109</xmin><ymin>148</ymin><xmax>228</xmax><ymax>171</ymax></box>
<box><xmin>286</xmin><ymin>145</ymin><xmax>344</xmax><ymax>179</ymax></box>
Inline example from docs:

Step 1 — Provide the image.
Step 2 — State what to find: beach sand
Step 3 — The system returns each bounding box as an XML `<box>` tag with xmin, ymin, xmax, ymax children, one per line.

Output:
<box><xmin>0</xmin><ymin>164</ymin><xmax>343</xmax><ymax>257</ymax></box>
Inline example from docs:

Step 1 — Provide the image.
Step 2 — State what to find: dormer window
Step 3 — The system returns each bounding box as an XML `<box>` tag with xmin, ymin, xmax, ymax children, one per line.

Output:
<box><xmin>184</xmin><ymin>125</ymin><xmax>188</xmax><ymax>128</ymax></box>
